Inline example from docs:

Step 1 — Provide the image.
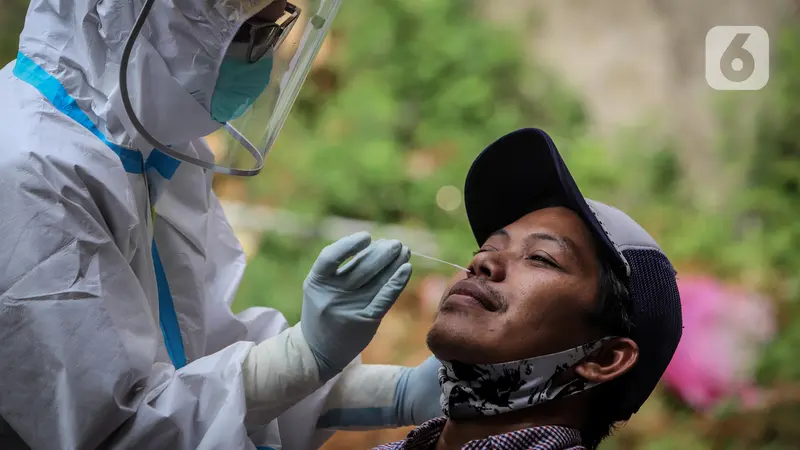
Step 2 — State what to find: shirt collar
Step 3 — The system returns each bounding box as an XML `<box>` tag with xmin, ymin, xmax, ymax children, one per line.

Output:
<box><xmin>395</xmin><ymin>417</ymin><xmax>585</xmax><ymax>449</ymax></box>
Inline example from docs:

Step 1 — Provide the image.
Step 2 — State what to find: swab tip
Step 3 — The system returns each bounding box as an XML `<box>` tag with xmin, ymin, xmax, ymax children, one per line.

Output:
<box><xmin>410</xmin><ymin>251</ymin><xmax>470</xmax><ymax>271</ymax></box>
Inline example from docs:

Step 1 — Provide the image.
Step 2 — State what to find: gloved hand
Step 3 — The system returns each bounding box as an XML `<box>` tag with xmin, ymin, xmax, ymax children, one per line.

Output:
<box><xmin>301</xmin><ymin>231</ymin><xmax>412</xmax><ymax>381</ymax></box>
<box><xmin>315</xmin><ymin>356</ymin><xmax>444</xmax><ymax>430</ymax></box>
<box><xmin>393</xmin><ymin>356</ymin><xmax>444</xmax><ymax>425</ymax></box>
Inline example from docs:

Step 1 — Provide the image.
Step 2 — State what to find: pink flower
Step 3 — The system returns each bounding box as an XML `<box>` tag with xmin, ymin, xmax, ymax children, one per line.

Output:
<box><xmin>661</xmin><ymin>276</ymin><xmax>775</xmax><ymax>412</ymax></box>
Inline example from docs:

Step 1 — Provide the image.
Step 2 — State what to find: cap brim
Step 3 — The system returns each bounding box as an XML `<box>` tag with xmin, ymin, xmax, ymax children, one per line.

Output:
<box><xmin>464</xmin><ymin>128</ymin><xmax>627</xmax><ymax>277</ymax></box>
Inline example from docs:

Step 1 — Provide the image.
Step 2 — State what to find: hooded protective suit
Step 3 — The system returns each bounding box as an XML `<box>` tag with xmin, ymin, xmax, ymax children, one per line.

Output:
<box><xmin>0</xmin><ymin>1</ymin><xmax>441</xmax><ymax>449</ymax></box>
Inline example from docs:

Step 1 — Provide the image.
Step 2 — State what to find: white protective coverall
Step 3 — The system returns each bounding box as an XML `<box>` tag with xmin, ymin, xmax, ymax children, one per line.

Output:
<box><xmin>0</xmin><ymin>0</ymin><xmax>440</xmax><ymax>449</ymax></box>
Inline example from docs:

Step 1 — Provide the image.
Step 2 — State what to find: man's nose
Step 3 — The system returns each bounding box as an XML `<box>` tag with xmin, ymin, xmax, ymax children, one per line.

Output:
<box><xmin>468</xmin><ymin>251</ymin><xmax>506</xmax><ymax>282</ymax></box>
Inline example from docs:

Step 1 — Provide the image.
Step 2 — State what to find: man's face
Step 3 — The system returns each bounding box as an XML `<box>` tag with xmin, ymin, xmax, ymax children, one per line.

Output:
<box><xmin>427</xmin><ymin>207</ymin><xmax>607</xmax><ymax>364</ymax></box>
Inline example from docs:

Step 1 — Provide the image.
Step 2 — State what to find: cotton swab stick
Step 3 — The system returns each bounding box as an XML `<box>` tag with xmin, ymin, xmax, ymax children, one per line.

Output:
<box><xmin>410</xmin><ymin>251</ymin><xmax>470</xmax><ymax>272</ymax></box>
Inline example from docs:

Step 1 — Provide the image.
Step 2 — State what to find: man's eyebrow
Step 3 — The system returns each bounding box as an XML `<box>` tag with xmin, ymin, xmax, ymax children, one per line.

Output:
<box><xmin>526</xmin><ymin>232</ymin><xmax>579</xmax><ymax>259</ymax></box>
<box><xmin>489</xmin><ymin>229</ymin><xmax>509</xmax><ymax>239</ymax></box>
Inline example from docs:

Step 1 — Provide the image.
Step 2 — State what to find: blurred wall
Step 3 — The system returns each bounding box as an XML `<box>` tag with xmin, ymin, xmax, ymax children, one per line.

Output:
<box><xmin>486</xmin><ymin>0</ymin><xmax>796</xmax><ymax>209</ymax></box>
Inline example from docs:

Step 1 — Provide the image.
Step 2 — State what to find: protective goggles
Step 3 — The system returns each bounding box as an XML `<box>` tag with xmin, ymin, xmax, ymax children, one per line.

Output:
<box><xmin>233</xmin><ymin>2</ymin><xmax>301</xmax><ymax>64</ymax></box>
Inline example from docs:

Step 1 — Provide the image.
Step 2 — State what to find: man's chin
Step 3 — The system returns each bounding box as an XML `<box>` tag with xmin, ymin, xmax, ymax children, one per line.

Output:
<box><xmin>426</xmin><ymin>318</ymin><xmax>493</xmax><ymax>364</ymax></box>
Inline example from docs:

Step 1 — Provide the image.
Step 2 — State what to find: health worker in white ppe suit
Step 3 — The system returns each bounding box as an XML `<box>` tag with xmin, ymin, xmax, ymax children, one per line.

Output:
<box><xmin>0</xmin><ymin>0</ymin><xmax>443</xmax><ymax>449</ymax></box>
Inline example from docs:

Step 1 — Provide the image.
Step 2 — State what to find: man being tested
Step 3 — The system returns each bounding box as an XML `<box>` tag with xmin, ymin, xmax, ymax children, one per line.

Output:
<box><xmin>0</xmin><ymin>0</ymin><xmax>442</xmax><ymax>449</ymax></box>
<box><xmin>372</xmin><ymin>128</ymin><xmax>684</xmax><ymax>449</ymax></box>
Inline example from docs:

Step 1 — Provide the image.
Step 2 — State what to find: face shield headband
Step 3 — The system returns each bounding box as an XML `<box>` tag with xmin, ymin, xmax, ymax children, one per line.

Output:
<box><xmin>120</xmin><ymin>0</ymin><xmax>341</xmax><ymax>176</ymax></box>
<box><xmin>439</xmin><ymin>337</ymin><xmax>614</xmax><ymax>420</ymax></box>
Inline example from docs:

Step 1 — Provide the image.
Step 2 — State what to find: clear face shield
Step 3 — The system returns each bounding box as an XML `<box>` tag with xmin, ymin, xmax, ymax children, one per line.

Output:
<box><xmin>120</xmin><ymin>0</ymin><xmax>342</xmax><ymax>176</ymax></box>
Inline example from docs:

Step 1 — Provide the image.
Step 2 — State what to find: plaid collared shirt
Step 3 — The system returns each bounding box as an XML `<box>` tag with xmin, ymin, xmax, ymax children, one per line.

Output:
<box><xmin>371</xmin><ymin>417</ymin><xmax>586</xmax><ymax>450</ymax></box>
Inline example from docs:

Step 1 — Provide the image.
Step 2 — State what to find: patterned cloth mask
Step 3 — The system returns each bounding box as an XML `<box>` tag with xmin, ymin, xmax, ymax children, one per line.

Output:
<box><xmin>439</xmin><ymin>337</ymin><xmax>614</xmax><ymax>419</ymax></box>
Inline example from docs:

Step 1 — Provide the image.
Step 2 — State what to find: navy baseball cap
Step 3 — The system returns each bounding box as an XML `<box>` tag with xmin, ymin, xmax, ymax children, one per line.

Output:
<box><xmin>463</xmin><ymin>128</ymin><xmax>683</xmax><ymax>419</ymax></box>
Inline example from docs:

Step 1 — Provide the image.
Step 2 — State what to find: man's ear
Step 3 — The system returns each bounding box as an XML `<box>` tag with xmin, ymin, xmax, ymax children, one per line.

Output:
<box><xmin>574</xmin><ymin>338</ymin><xmax>639</xmax><ymax>384</ymax></box>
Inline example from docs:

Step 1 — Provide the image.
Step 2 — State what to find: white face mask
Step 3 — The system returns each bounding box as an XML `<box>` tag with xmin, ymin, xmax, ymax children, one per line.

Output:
<box><xmin>439</xmin><ymin>337</ymin><xmax>614</xmax><ymax>419</ymax></box>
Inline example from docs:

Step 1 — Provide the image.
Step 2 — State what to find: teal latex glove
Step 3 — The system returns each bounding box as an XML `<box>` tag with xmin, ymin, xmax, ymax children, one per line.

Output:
<box><xmin>394</xmin><ymin>356</ymin><xmax>444</xmax><ymax>425</ymax></box>
<box><xmin>301</xmin><ymin>232</ymin><xmax>412</xmax><ymax>381</ymax></box>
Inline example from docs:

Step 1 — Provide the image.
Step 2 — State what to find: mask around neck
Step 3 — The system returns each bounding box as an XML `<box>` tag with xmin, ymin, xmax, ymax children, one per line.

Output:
<box><xmin>438</xmin><ymin>337</ymin><xmax>614</xmax><ymax>419</ymax></box>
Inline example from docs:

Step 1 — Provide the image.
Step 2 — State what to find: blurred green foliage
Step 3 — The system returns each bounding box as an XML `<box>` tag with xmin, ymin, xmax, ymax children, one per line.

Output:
<box><xmin>0</xmin><ymin>1</ymin><xmax>26</xmax><ymax>60</ymax></box>
<box><xmin>750</xmin><ymin>26</ymin><xmax>800</xmax><ymax>387</ymax></box>
<box><xmin>3</xmin><ymin>0</ymin><xmax>800</xmax><ymax>447</ymax></box>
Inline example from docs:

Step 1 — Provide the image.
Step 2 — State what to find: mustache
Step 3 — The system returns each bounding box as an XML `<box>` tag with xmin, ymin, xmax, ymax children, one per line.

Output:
<box><xmin>479</xmin><ymin>281</ymin><xmax>508</xmax><ymax>312</ymax></box>
<box><xmin>445</xmin><ymin>278</ymin><xmax>509</xmax><ymax>312</ymax></box>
